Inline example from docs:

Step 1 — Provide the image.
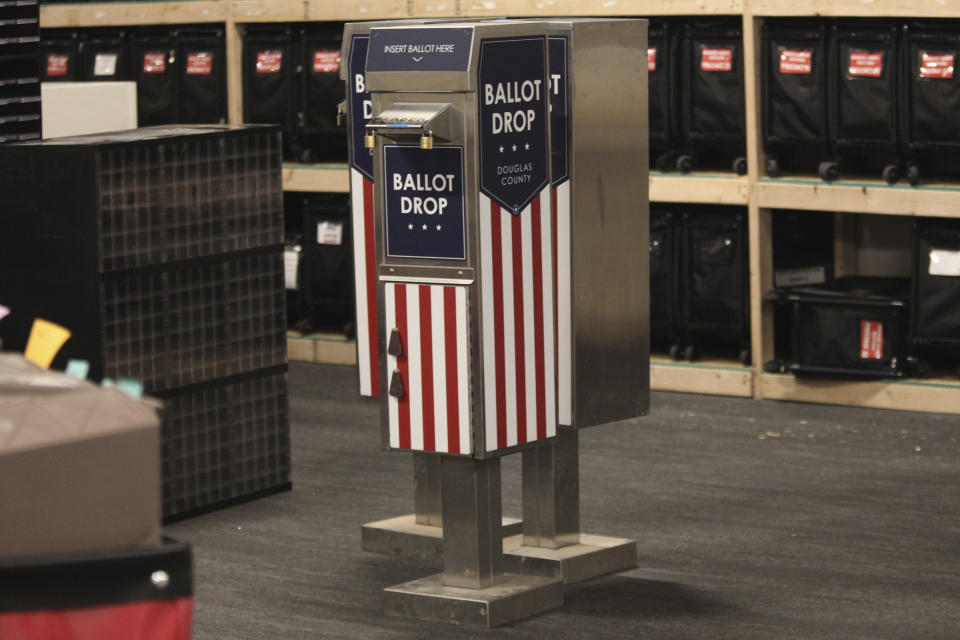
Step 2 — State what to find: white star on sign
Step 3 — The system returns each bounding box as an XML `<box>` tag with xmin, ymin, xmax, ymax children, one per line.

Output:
<box><xmin>436</xmin><ymin>224</ymin><xmax>442</xmax><ymax>230</ymax></box>
<box><xmin>408</xmin><ymin>224</ymin><xmax>413</xmax><ymax>230</ymax></box>
<box><xmin>422</xmin><ymin>224</ymin><xmax>428</xmax><ymax>230</ymax></box>
<box><xmin>524</xmin><ymin>143</ymin><xmax>530</xmax><ymax>150</ymax></box>
<box><xmin>498</xmin><ymin>146</ymin><xmax>504</xmax><ymax>153</ymax></box>
<box><xmin>512</xmin><ymin>144</ymin><xmax>517</xmax><ymax>152</ymax></box>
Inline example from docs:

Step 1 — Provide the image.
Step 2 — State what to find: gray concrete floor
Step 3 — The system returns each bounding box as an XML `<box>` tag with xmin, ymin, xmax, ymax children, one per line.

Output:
<box><xmin>167</xmin><ymin>362</ymin><xmax>960</xmax><ymax>639</ymax></box>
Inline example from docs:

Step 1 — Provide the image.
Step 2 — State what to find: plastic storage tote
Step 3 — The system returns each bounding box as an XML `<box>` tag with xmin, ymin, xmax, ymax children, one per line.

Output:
<box><xmin>298</xmin><ymin>24</ymin><xmax>347</xmax><ymax>163</ymax></box>
<box><xmin>910</xmin><ymin>218</ymin><xmax>960</xmax><ymax>376</ymax></box>
<box><xmin>242</xmin><ymin>25</ymin><xmax>298</xmax><ymax>158</ymax></box>
<box><xmin>650</xmin><ymin>206</ymin><xmax>681</xmax><ymax>356</ymax></box>
<box><xmin>648</xmin><ymin>20</ymin><xmax>681</xmax><ymax>172</ymax></box>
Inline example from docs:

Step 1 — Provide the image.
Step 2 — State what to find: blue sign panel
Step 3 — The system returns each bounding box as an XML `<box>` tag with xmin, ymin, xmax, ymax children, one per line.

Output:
<box><xmin>478</xmin><ymin>36</ymin><xmax>550</xmax><ymax>214</ymax></box>
<box><xmin>367</xmin><ymin>28</ymin><xmax>473</xmax><ymax>72</ymax></box>
<box><xmin>348</xmin><ymin>34</ymin><xmax>373</xmax><ymax>180</ymax></box>
<box><xmin>549</xmin><ymin>35</ymin><xmax>569</xmax><ymax>187</ymax></box>
<box><xmin>384</xmin><ymin>145</ymin><xmax>466</xmax><ymax>261</ymax></box>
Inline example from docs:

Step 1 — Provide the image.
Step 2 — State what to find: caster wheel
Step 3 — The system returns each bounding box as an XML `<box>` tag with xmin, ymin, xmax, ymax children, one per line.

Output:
<box><xmin>907</xmin><ymin>164</ymin><xmax>921</xmax><ymax>187</ymax></box>
<box><xmin>732</xmin><ymin>156</ymin><xmax>747</xmax><ymax>175</ymax></box>
<box><xmin>676</xmin><ymin>155</ymin><xmax>693</xmax><ymax>174</ymax></box>
<box><xmin>669</xmin><ymin>344</ymin><xmax>682</xmax><ymax>360</ymax></box>
<box><xmin>739</xmin><ymin>349</ymin><xmax>752</xmax><ymax>366</ymax></box>
<box><xmin>300</xmin><ymin>148</ymin><xmax>314</xmax><ymax>164</ymax></box>
<box><xmin>683</xmin><ymin>344</ymin><xmax>698</xmax><ymax>362</ymax></box>
<box><xmin>818</xmin><ymin>161</ymin><xmax>839</xmax><ymax>182</ymax></box>
<box><xmin>765</xmin><ymin>157</ymin><xmax>780</xmax><ymax>178</ymax></box>
<box><xmin>343</xmin><ymin>321</ymin><xmax>356</xmax><ymax>340</ymax></box>
<box><xmin>882</xmin><ymin>164</ymin><xmax>899</xmax><ymax>185</ymax></box>
<box><xmin>763</xmin><ymin>360</ymin><xmax>783</xmax><ymax>374</ymax></box>
<box><xmin>655</xmin><ymin>153</ymin><xmax>674</xmax><ymax>172</ymax></box>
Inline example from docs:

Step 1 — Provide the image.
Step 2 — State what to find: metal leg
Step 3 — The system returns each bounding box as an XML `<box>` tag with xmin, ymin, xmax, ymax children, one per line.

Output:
<box><xmin>522</xmin><ymin>427</ymin><xmax>580</xmax><ymax>549</ymax></box>
<box><xmin>440</xmin><ymin>456</ymin><xmax>504</xmax><ymax>589</ymax></box>
<box><xmin>413</xmin><ymin>453</ymin><xmax>442</xmax><ymax>527</ymax></box>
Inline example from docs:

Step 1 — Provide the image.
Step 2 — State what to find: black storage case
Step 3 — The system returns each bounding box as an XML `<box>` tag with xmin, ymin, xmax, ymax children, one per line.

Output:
<box><xmin>648</xmin><ymin>20</ymin><xmax>681</xmax><ymax>172</ymax></box>
<box><xmin>39</xmin><ymin>30</ymin><xmax>80</xmax><ymax>82</ymax></box>
<box><xmin>766</xmin><ymin>276</ymin><xmax>911</xmax><ymax>378</ymax></box>
<box><xmin>242</xmin><ymin>25</ymin><xmax>298</xmax><ymax>158</ymax></box>
<box><xmin>679</xmin><ymin>207</ymin><xmax>751</xmax><ymax>363</ymax></box>
<box><xmin>910</xmin><ymin>218</ymin><xmax>960</xmax><ymax>375</ymax></box>
<box><xmin>0</xmin><ymin>125</ymin><xmax>291</xmax><ymax>519</ymax></box>
<box><xmin>649</xmin><ymin>206</ymin><xmax>681</xmax><ymax>356</ymax></box>
<box><xmin>678</xmin><ymin>20</ymin><xmax>747</xmax><ymax>175</ymax></box>
<box><xmin>132</xmin><ymin>29</ymin><xmax>176</xmax><ymax>125</ymax></box>
<box><xmin>761</xmin><ymin>20</ymin><xmax>830</xmax><ymax>177</ymax></box>
<box><xmin>175</xmin><ymin>26</ymin><xmax>226</xmax><ymax>124</ymax></box>
<box><xmin>828</xmin><ymin>22</ymin><xmax>901</xmax><ymax>184</ymax></box>
<box><xmin>900</xmin><ymin>22</ymin><xmax>960</xmax><ymax>184</ymax></box>
<box><xmin>79</xmin><ymin>29</ymin><xmax>130</xmax><ymax>81</ymax></box>
<box><xmin>298</xmin><ymin>23</ymin><xmax>346</xmax><ymax>163</ymax></box>
<box><xmin>298</xmin><ymin>193</ymin><xmax>354</xmax><ymax>334</ymax></box>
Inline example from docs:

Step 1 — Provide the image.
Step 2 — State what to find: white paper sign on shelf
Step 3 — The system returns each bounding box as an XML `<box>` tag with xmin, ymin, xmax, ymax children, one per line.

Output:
<box><xmin>284</xmin><ymin>247</ymin><xmax>301</xmax><ymax>290</ymax></box>
<box><xmin>317</xmin><ymin>221</ymin><xmax>344</xmax><ymax>246</ymax></box>
<box><xmin>928</xmin><ymin>249</ymin><xmax>960</xmax><ymax>277</ymax></box>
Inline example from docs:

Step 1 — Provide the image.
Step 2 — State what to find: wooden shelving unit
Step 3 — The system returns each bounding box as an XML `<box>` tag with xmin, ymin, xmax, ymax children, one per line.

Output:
<box><xmin>39</xmin><ymin>0</ymin><xmax>960</xmax><ymax>412</ymax></box>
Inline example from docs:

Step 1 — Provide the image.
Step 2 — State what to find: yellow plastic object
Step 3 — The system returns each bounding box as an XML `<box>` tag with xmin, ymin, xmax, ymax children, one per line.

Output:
<box><xmin>24</xmin><ymin>318</ymin><xmax>71</xmax><ymax>369</ymax></box>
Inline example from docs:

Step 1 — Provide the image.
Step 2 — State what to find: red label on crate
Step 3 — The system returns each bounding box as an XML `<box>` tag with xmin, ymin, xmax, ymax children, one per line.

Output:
<box><xmin>920</xmin><ymin>51</ymin><xmax>955</xmax><ymax>79</ymax></box>
<box><xmin>186</xmin><ymin>52</ymin><xmax>213</xmax><ymax>75</ymax></box>
<box><xmin>848</xmin><ymin>51</ymin><xmax>884</xmax><ymax>77</ymax></box>
<box><xmin>46</xmin><ymin>54</ymin><xmax>68</xmax><ymax>77</ymax></box>
<box><xmin>859</xmin><ymin>320</ymin><xmax>884</xmax><ymax>360</ymax></box>
<box><xmin>701</xmin><ymin>47</ymin><xmax>733</xmax><ymax>72</ymax></box>
<box><xmin>143</xmin><ymin>52</ymin><xmax>166</xmax><ymax>74</ymax></box>
<box><xmin>779</xmin><ymin>49</ymin><xmax>812</xmax><ymax>74</ymax></box>
<box><xmin>648</xmin><ymin>47</ymin><xmax>657</xmax><ymax>72</ymax></box>
<box><xmin>256</xmin><ymin>50</ymin><xmax>283</xmax><ymax>73</ymax></box>
<box><xmin>313</xmin><ymin>50</ymin><xmax>340</xmax><ymax>73</ymax></box>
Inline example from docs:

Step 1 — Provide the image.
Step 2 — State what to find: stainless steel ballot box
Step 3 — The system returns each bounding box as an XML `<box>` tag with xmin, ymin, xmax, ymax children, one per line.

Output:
<box><xmin>364</xmin><ymin>21</ymin><xmax>565</xmax><ymax>626</ymax></box>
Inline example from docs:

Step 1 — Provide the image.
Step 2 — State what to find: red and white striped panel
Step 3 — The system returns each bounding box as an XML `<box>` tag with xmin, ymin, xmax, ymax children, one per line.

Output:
<box><xmin>351</xmin><ymin>168</ymin><xmax>379</xmax><ymax>397</ymax></box>
<box><xmin>479</xmin><ymin>187</ymin><xmax>557</xmax><ymax>453</ymax></box>
<box><xmin>552</xmin><ymin>180</ymin><xmax>572</xmax><ymax>427</ymax></box>
<box><xmin>385</xmin><ymin>283</ymin><xmax>471</xmax><ymax>455</ymax></box>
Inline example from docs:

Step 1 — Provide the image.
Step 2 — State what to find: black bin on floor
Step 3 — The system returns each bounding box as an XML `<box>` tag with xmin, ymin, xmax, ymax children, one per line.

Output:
<box><xmin>679</xmin><ymin>207</ymin><xmax>751</xmax><ymax>363</ymax></box>
<box><xmin>242</xmin><ymin>25</ymin><xmax>298</xmax><ymax>158</ymax></box>
<box><xmin>79</xmin><ymin>30</ymin><xmax>130</xmax><ymax>81</ymax></box>
<box><xmin>828</xmin><ymin>22</ymin><xmax>901</xmax><ymax>184</ymax></box>
<box><xmin>298</xmin><ymin>24</ymin><xmax>346</xmax><ymax>163</ymax></box>
<box><xmin>132</xmin><ymin>29</ymin><xmax>176</xmax><ymax>125</ymax></box>
<box><xmin>911</xmin><ymin>219</ymin><xmax>960</xmax><ymax>376</ymax></box>
<box><xmin>678</xmin><ymin>20</ymin><xmax>747</xmax><ymax>175</ymax></box>
<box><xmin>176</xmin><ymin>27</ymin><xmax>227</xmax><ymax>124</ymax></box>
<box><xmin>761</xmin><ymin>20</ymin><xmax>830</xmax><ymax>177</ymax></box>
<box><xmin>648</xmin><ymin>20</ymin><xmax>681</xmax><ymax>172</ymax></box>
<box><xmin>900</xmin><ymin>22</ymin><xmax>960</xmax><ymax>184</ymax></box>
<box><xmin>650</xmin><ymin>206</ymin><xmax>681</xmax><ymax>355</ymax></box>
<box><xmin>765</xmin><ymin>276</ymin><xmax>911</xmax><ymax>378</ymax></box>
<box><xmin>298</xmin><ymin>193</ymin><xmax>354</xmax><ymax>335</ymax></box>
<box><xmin>39</xmin><ymin>31</ymin><xmax>80</xmax><ymax>81</ymax></box>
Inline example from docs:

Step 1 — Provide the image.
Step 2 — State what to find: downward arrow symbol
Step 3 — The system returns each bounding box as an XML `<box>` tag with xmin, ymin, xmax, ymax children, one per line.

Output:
<box><xmin>412</xmin><ymin>56</ymin><xmax>423</xmax><ymax>62</ymax></box>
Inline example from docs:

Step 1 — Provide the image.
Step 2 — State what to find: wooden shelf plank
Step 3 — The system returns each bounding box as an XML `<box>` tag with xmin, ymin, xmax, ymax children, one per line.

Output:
<box><xmin>288</xmin><ymin>332</ymin><xmax>358</xmax><ymax>365</ymax></box>
<box><xmin>759</xmin><ymin>373</ymin><xmax>960</xmax><ymax>415</ymax></box>
<box><xmin>755</xmin><ymin>177</ymin><xmax>960</xmax><ymax>217</ymax></box>
<box><xmin>650</xmin><ymin>357</ymin><xmax>754</xmax><ymax>397</ymax></box>
<box><xmin>283</xmin><ymin>163</ymin><xmax>350</xmax><ymax>193</ymax></box>
<box><xmin>411</xmin><ymin>0</ymin><xmax>745</xmax><ymax>17</ymax></box>
<box><xmin>233</xmin><ymin>0</ymin><xmax>304</xmax><ymax>22</ymax></box>
<box><xmin>650</xmin><ymin>172</ymin><xmax>750</xmax><ymax>206</ymax></box>
<box><xmin>40</xmin><ymin>1</ymin><xmax>225</xmax><ymax>28</ymax></box>
<box><xmin>749</xmin><ymin>0</ymin><xmax>960</xmax><ymax>18</ymax></box>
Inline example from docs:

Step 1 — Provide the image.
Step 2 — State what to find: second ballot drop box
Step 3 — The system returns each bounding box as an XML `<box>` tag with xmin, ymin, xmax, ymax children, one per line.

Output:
<box><xmin>365</xmin><ymin>23</ymin><xmax>557</xmax><ymax>457</ymax></box>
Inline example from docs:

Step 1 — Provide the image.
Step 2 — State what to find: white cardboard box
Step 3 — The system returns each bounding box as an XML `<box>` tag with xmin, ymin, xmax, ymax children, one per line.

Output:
<box><xmin>41</xmin><ymin>81</ymin><xmax>138</xmax><ymax>139</ymax></box>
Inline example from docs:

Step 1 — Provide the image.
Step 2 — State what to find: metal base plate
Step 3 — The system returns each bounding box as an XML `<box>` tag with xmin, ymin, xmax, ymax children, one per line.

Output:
<box><xmin>361</xmin><ymin>514</ymin><xmax>523</xmax><ymax>561</ymax></box>
<box><xmin>384</xmin><ymin>572</ymin><xmax>563</xmax><ymax>628</ymax></box>
<box><xmin>502</xmin><ymin>533</ymin><xmax>638</xmax><ymax>584</ymax></box>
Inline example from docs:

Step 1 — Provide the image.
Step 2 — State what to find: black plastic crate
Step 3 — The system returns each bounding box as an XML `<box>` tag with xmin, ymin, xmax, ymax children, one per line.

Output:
<box><xmin>678</xmin><ymin>206</ymin><xmax>751</xmax><ymax>363</ymax></box>
<box><xmin>828</xmin><ymin>22</ymin><xmax>901</xmax><ymax>184</ymax></box>
<box><xmin>900</xmin><ymin>22</ymin><xmax>960</xmax><ymax>184</ymax></box>
<box><xmin>297</xmin><ymin>23</ymin><xmax>346</xmax><ymax>163</ymax></box>
<box><xmin>910</xmin><ymin>218</ymin><xmax>960</xmax><ymax>375</ymax></box>
<box><xmin>678</xmin><ymin>20</ymin><xmax>747</xmax><ymax>174</ymax></box>
<box><xmin>0</xmin><ymin>74</ymin><xmax>39</xmax><ymax>103</ymax></box>
<box><xmin>159</xmin><ymin>368</ymin><xmax>290</xmax><ymax>519</ymax></box>
<box><xmin>761</xmin><ymin>20</ymin><xmax>830</xmax><ymax>177</ymax></box>
<box><xmin>765</xmin><ymin>276</ymin><xmax>910</xmax><ymax>378</ymax></box>
<box><xmin>649</xmin><ymin>205</ymin><xmax>681</xmax><ymax>355</ymax></box>
<box><xmin>648</xmin><ymin>19</ymin><xmax>681</xmax><ymax>172</ymax></box>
